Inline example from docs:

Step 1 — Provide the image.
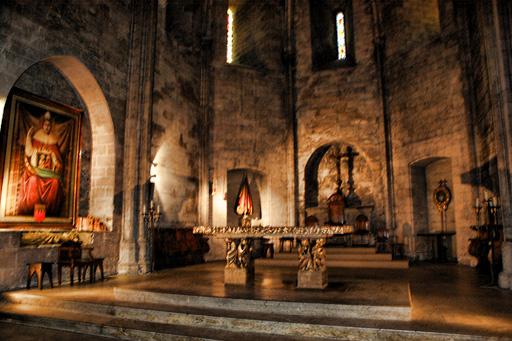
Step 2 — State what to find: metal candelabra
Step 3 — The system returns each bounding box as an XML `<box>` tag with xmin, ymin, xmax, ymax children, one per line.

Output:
<box><xmin>474</xmin><ymin>195</ymin><xmax>499</xmax><ymax>285</ymax></box>
<box><xmin>142</xmin><ymin>201</ymin><xmax>161</xmax><ymax>272</ymax></box>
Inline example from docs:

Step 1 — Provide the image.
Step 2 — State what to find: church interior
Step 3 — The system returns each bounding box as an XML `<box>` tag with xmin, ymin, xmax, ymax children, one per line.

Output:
<box><xmin>1</xmin><ymin>0</ymin><xmax>512</xmax><ymax>339</ymax></box>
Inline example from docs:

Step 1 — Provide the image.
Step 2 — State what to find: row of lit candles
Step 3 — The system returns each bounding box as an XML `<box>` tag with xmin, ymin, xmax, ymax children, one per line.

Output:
<box><xmin>475</xmin><ymin>197</ymin><xmax>498</xmax><ymax>209</ymax></box>
<box><xmin>142</xmin><ymin>200</ymin><xmax>160</xmax><ymax>216</ymax></box>
<box><xmin>475</xmin><ymin>190</ymin><xmax>500</xmax><ymax>209</ymax></box>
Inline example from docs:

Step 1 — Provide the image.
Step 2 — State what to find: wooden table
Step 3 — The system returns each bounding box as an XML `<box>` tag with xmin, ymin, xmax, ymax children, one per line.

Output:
<box><xmin>417</xmin><ymin>232</ymin><xmax>456</xmax><ymax>262</ymax></box>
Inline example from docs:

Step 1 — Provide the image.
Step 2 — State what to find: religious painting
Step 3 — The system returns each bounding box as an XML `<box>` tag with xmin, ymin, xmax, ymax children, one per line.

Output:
<box><xmin>0</xmin><ymin>88</ymin><xmax>82</xmax><ymax>227</ymax></box>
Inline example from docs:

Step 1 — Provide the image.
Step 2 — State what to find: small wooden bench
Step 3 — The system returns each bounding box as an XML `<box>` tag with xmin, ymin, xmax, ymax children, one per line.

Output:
<box><xmin>81</xmin><ymin>258</ymin><xmax>104</xmax><ymax>283</ymax></box>
<box><xmin>27</xmin><ymin>262</ymin><xmax>53</xmax><ymax>290</ymax></box>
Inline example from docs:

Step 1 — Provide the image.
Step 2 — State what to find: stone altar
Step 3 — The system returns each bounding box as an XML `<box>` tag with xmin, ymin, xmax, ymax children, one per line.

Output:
<box><xmin>193</xmin><ymin>225</ymin><xmax>353</xmax><ymax>288</ymax></box>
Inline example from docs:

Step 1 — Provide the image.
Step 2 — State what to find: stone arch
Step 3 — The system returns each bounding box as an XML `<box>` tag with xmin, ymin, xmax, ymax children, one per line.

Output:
<box><xmin>305</xmin><ymin>145</ymin><xmax>332</xmax><ymax>208</ymax></box>
<box><xmin>42</xmin><ymin>56</ymin><xmax>115</xmax><ymax>229</ymax></box>
<box><xmin>305</xmin><ymin>142</ymin><xmax>375</xmax><ymax>209</ymax></box>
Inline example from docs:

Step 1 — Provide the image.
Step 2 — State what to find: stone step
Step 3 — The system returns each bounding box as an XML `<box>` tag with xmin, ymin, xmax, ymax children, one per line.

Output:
<box><xmin>0</xmin><ymin>303</ymin><xmax>290</xmax><ymax>341</ymax></box>
<box><xmin>257</xmin><ymin>248</ymin><xmax>408</xmax><ymax>268</ymax></box>
<box><xmin>325</xmin><ymin>247</ymin><xmax>379</xmax><ymax>254</ymax></box>
<box><xmin>256</xmin><ymin>258</ymin><xmax>409</xmax><ymax>269</ymax></box>
<box><xmin>0</xmin><ymin>292</ymin><xmax>487</xmax><ymax>341</ymax></box>
<box><xmin>269</xmin><ymin>251</ymin><xmax>392</xmax><ymax>261</ymax></box>
<box><xmin>3</xmin><ymin>290</ymin><xmax>411</xmax><ymax>322</ymax></box>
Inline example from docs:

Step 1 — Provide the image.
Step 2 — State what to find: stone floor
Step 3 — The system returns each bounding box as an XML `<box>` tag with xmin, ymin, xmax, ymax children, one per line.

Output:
<box><xmin>1</xmin><ymin>260</ymin><xmax>512</xmax><ymax>340</ymax></box>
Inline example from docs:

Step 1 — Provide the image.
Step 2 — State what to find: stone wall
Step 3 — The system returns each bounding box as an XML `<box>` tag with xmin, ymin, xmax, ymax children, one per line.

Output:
<box><xmin>295</xmin><ymin>0</ymin><xmax>388</xmax><ymax>229</ymax></box>
<box><xmin>0</xmin><ymin>1</ymin><xmax>131</xmax><ymax>290</ymax></box>
<box><xmin>210</xmin><ymin>0</ymin><xmax>288</xmax><ymax>227</ymax></box>
<box><xmin>151</xmin><ymin>3</ymin><xmax>202</xmax><ymax>228</ymax></box>
<box><xmin>385</xmin><ymin>2</ymin><xmax>475</xmax><ymax>264</ymax></box>
<box><xmin>381</xmin><ymin>0</ymin><xmax>441</xmax><ymax>56</ymax></box>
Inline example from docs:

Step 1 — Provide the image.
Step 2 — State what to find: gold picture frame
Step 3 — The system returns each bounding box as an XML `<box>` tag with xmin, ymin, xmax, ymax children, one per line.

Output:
<box><xmin>0</xmin><ymin>88</ymin><xmax>82</xmax><ymax>228</ymax></box>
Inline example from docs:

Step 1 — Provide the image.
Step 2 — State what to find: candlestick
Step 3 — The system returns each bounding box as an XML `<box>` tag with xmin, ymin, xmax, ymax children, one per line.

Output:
<box><xmin>142</xmin><ymin>205</ymin><xmax>146</xmax><ymax>215</ymax></box>
<box><xmin>475</xmin><ymin>197</ymin><xmax>480</xmax><ymax>208</ymax></box>
<box><xmin>150</xmin><ymin>200</ymin><xmax>154</xmax><ymax>209</ymax></box>
<box><xmin>484</xmin><ymin>191</ymin><xmax>488</xmax><ymax>201</ymax></box>
<box><xmin>156</xmin><ymin>205</ymin><xmax>160</xmax><ymax>215</ymax></box>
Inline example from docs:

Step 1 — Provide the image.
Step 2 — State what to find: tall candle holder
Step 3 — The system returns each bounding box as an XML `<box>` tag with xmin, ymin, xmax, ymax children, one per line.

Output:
<box><xmin>484</xmin><ymin>196</ymin><xmax>499</xmax><ymax>285</ymax></box>
<box><xmin>142</xmin><ymin>201</ymin><xmax>161</xmax><ymax>272</ymax></box>
<box><xmin>473</xmin><ymin>199</ymin><xmax>482</xmax><ymax>228</ymax></box>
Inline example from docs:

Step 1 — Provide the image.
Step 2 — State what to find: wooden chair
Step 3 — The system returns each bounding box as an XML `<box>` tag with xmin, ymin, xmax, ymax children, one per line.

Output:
<box><xmin>57</xmin><ymin>241</ymin><xmax>89</xmax><ymax>286</ymax></box>
<box><xmin>354</xmin><ymin>214</ymin><xmax>370</xmax><ymax>245</ymax></box>
<box><xmin>375</xmin><ymin>227</ymin><xmax>390</xmax><ymax>253</ymax></box>
<box><xmin>80</xmin><ymin>246</ymin><xmax>105</xmax><ymax>283</ymax></box>
<box><xmin>305</xmin><ymin>215</ymin><xmax>319</xmax><ymax>227</ymax></box>
<box><xmin>327</xmin><ymin>191</ymin><xmax>345</xmax><ymax>225</ymax></box>
<box><xmin>261</xmin><ymin>238</ymin><xmax>274</xmax><ymax>258</ymax></box>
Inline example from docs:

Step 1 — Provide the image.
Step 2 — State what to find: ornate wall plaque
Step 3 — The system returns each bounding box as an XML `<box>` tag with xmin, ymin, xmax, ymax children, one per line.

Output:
<box><xmin>433</xmin><ymin>180</ymin><xmax>451</xmax><ymax>213</ymax></box>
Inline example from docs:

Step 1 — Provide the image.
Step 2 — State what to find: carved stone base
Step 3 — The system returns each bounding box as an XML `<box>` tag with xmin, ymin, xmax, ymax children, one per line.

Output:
<box><xmin>297</xmin><ymin>269</ymin><xmax>328</xmax><ymax>289</ymax></box>
<box><xmin>224</xmin><ymin>267</ymin><xmax>254</xmax><ymax>285</ymax></box>
<box><xmin>499</xmin><ymin>241</ymin><xmax>512</xmax><ymax>290</ymax></box>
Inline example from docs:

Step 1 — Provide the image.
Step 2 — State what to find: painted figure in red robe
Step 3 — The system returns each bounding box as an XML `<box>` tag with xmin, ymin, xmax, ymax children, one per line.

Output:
<box><xmin>18</xmin><ymin>111</ymin><xmax>64</xmax><ymax>216</ymax></box>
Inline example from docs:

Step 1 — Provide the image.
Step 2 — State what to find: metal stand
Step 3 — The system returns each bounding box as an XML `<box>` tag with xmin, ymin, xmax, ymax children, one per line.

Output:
<box><xmin>486</xmin><ymin>199</ymin><xmax>499</xmax><ymax>286</ymax></box>
<box><xmin>477</xmin><ymin>196</ymin><xmax>499</xmax><ymax>286</ymax></box>
<box><xmin>142</xmin><ymin>202</ymin><xmax>161</xmax><ymax>272</ymax></box>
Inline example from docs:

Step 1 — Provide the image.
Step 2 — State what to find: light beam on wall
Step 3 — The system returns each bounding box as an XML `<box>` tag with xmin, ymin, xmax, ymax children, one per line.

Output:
<box><xmin>227</xmin><ymin>8</ymin><xmax>234</xmax><ymax>63</ymax></box>
<box><xmin>150</xmin><ymin>162</ymin><xmax>158</xmax><ymax>184</ymax></box>
<box><xmin>0</xmin><ymin>97</ymin><xmax>6</xmax><ymax>132</ymax></box>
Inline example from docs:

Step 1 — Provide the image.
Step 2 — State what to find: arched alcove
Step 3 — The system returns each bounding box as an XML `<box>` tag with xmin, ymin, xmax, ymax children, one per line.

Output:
<box><xmin>305</xmin><ymin>143</ymin><xmax>376</xmax><ymax>229</ymax></box>
<box><xmin>410</xmin><ymin>157</ymin><xmax>455</xmax><ymax>260</ymax></box>
<box><xmin>305</xmin><ymin>144</ymin><xmax>374</xmax><ymax>204</ymax></box>
<box><xmin>305</xmin><ymin>145</ymin><xmax>332</xmax><ymax>208</ymax></box>
<box><xmin>226</xmin><ymin>169</ymin><xmax>263</xmax><ymax>227</ymax></box>
<box><xmin>11</xmin><ymin>56</ymin><xmax>116</xmax><ymax>229</ymax></box>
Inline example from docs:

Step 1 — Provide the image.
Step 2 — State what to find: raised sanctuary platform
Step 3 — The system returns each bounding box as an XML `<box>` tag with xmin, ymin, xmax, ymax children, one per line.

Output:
<box><xmin>2</xmin><ymin>262</ymin><xmax>512</xmax><ymax>340</ymax></box>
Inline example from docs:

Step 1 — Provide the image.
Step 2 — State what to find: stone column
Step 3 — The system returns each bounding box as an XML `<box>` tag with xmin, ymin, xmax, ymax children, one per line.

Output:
<box><xmin>118</xmin><ymin>0</ymin><xmax>158</xmax><ymax>275</ymax></box>
<box><xmin>482</xmin><ymin>1</ymin><xmax>512</xmax><ymax>290</ymax></box>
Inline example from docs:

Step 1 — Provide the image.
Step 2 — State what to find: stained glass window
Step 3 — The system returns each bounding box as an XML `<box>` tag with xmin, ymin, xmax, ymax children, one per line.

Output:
<box><xmin>336</xmin><ymin>12</ymin><xmax>346</xmax><ymax>60</ymax></box>
<box><xmin>227</xmin><ymin>8</ymin><xmax>234</xmax><ymax>63</ymax></box>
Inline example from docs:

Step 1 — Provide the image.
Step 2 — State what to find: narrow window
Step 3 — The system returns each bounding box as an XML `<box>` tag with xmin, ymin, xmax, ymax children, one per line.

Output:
<box><xmin>227</xmin><ymin>8</ymin><xmax>234</xmax><ymax>63</ymax></box>
<box><xmin>336</xmin><ymin>12</ymin><xmax>346</xmax><ymax>60</ymax></box>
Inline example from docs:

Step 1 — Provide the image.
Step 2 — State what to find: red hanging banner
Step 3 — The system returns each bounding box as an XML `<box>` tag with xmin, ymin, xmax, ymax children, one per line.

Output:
<box><xmin>236</xmin><ymin>176</ymin><xmax>253</xmax><ymax>216</ymax></box>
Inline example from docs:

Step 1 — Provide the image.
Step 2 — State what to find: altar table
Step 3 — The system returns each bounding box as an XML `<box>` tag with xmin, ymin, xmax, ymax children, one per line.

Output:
<box><xmin>417</xmin><ymin>231</ymin><xmax>455</xmax><ymax>262</ymax></box>
<box><xmin>193</xmin><ymin>225</ymin><xmax>353</xmax><ymax>289</ymax></box>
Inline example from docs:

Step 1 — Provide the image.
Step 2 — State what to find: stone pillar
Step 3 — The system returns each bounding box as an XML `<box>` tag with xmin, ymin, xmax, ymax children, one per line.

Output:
<box><xmin>118</xmin><ymin>0</ymin><xmax>158</xmax><ymax>275</ymax></box>
<box><xmin>482</xmin><ymin>1</ymin><xmax>512</xmax><ymax>290</ymax></box>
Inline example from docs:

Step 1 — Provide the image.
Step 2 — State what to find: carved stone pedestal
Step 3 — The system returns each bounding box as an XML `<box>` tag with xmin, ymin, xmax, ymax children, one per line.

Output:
<box><xmin>224</xmin><ymin>237</ymin><xmax>254</xmax><ymax>285</ymax></box>
<box><xmin>297</xmin><ymin>238</ymin><xmax>328</xmax><ymax>289</ymax></box>
<box><xmin>297</xmin><ymin>269</ymin><xmax>328</xmax><ymax>289</ymax></box>
<box><xmin>225</xmin><ymin>267</ymin><xmax>254</xmax><ymax>285</ymax></box>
